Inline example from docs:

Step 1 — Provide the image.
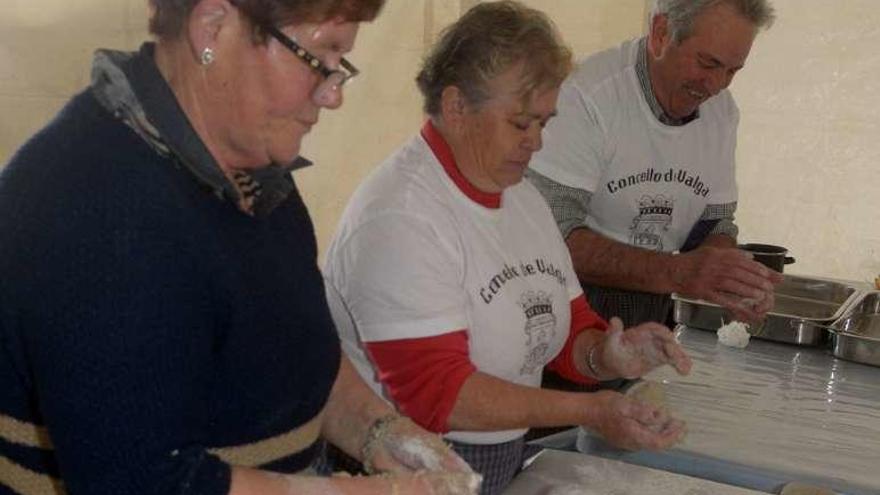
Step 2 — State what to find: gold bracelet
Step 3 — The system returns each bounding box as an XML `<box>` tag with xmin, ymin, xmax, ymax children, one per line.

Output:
<box><xmin>587</xmin><ymin>344</ymin><xmax>602</xmax><ymax>378</ymax></box>
<box><xmin>361</xmin><ymin>413</ymin><xmax>403</xmax><ymax>474</ymax></box>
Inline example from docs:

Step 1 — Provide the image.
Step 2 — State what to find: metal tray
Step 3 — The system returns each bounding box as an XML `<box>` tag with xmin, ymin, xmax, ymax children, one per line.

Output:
<box><xmin>672</xmin><ymin>274</ymin><xmax>863</xmax><ymax>345</ymax></box>
<box><xmin>830</xmin><ymin>291</ymin><xmax>880</xmax><ymax>366</ymax></box>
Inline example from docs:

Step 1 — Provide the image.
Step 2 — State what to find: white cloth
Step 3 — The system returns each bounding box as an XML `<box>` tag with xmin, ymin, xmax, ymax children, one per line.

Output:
<box><xmin>529</xmin><ymin>38</ymin><xmax>739</xmax><ymax>253</ymax></box>
<box><xmin>324</xmin><ymin>131</ymin><xmax>583</xmax><ymax>444</ymax></box>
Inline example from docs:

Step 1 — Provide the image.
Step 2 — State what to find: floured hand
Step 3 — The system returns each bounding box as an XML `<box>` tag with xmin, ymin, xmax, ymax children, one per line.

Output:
<box><xmin>674</xmin><ymin>247</ymin><xmax>782</xmax><ymax>322</ymax></box>
<box><xmin>598</xmin><ymin>318</ymin><xmax>692</xmax><ymax>379</ymax></box>
<box><xmin>295</xmin><ymin>471</ymin><xmax>481</xmax><ymax>495</ymax></box>
<box><xmin>586</xmin><ymin>390</ymin><xmax>686</xmax><ymax>451</ymax></box>
<box><xmin>363</xmin><ymin>415</ymin><xmax>473</xmax><ymax>475</ymax></box>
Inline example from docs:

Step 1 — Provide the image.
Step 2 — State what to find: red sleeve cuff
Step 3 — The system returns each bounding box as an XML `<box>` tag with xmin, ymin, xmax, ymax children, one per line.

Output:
<box><xmin>365</xmin><ymin>330</ymin><xmax>476</xmax><ymax>433</ymax></box>
<box><xmin>546</xmin><ymin>294</ymin><xmax>608</xmax><ymax>385</ymax></box>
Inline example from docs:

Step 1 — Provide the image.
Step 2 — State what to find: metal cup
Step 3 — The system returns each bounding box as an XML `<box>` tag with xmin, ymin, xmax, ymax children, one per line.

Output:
<box><xmin>738</xmin><ymin>243</ymin><xmax>795</xmax><ymax>273</ymax></box>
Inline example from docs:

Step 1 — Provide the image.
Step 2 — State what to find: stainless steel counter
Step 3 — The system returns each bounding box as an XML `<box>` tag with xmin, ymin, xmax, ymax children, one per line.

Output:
<box><xmin>531</xmin><ymin>326</ymin><xmax>880</xmax><ymax>495</ymax></box>
<box><xmin>504</xmin><ymin>449</ymin><xmax>765</xmax><ymax>495</ymax></box>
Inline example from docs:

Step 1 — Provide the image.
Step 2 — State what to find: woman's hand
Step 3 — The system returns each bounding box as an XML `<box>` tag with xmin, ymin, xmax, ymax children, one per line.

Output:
<box><xmin>597</xmin><ymin>317</ymin><xmax>692</xmax><ymax>379</ymax></box>
<box><xmin>360</xmin><ymin>415</ymin><xmax>482</xmax><ymax>494</ymax></box>
<box><xmin>362</xmin><ymin>415</ymin><xmax>475</xmax><ymax>475</ymax></box>
<box><xmin>321</xmin><ymin>357</ymin><xmax>480</xmax><ymax>493</ymax></box>
<box><xmin>231</xmin><ymin>465</ymin><xmax>481</xmax><ymax>495</ymax></box>
<box><xmin>392</xmin><ymin>471</ymin><xmax>483</xmax><ymax>495</ymax></box>
<box><xmin>585</xmin><ymin>390</ymin><xmax>685</xmax><ymax>451</ymax></box>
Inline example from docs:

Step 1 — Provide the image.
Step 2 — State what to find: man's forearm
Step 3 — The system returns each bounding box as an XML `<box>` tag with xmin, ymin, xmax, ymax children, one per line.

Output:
<box><xmin>566</xmin><ymin>227</ymin><xmax>681</xmax><ymax>294</ymax></box>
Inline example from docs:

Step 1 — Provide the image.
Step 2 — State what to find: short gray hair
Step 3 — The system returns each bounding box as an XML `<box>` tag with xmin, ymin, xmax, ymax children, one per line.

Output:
<box><xmin>416</xmin><ymin>0</ymin><xmax>572</xmax><ymax>117</ymax></box>
<box><xmin>652</xmin><ymin>0</ymin><xmax>775</xmax><ymax>43</ymax></box>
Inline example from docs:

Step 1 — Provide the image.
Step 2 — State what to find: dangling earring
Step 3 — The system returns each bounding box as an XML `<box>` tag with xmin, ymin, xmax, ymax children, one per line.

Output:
<box><xmin>200</xmin><ymin>47</ymin><xmax>215</xmax><ymax>66</ymax></box>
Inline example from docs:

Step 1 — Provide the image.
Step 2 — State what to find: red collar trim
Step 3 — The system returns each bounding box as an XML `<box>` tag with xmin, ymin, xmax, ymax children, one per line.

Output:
<box><xmin>420</xmin><ymin>120</ymin><xmax>501</xmax><ymax>209</ymax></box>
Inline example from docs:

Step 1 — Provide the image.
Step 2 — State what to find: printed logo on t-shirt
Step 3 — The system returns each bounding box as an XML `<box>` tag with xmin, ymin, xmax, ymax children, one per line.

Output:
<box><xmin>630</xmin><ymin>194</ymin><xmax>674</xmax><ymax>251</ymax></box>
<box><xmin>605</xmin><ymin>167</ymin><xmax>710</xmax><ymax>197</ymax></box>
<box><xmin>518</xmin><ymin>290</ymin><xmax>556</xmax><ymax>375</ymax></box>
<box><xmin>478</xmin><ymin>259</ymin><xmax>567</xmax><ymax>304</ymax></box>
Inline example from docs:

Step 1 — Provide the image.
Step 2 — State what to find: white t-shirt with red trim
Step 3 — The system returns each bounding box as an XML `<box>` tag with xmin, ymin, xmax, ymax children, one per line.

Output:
<box><xmin>324</xmin><ymin>122</ymin><xmax>586</xmax><ymax>445</ymax></box>
<box><xmin>529</xmin><ymin>38</ymin><xmax>739</xmax><ymax>252</ymax></box>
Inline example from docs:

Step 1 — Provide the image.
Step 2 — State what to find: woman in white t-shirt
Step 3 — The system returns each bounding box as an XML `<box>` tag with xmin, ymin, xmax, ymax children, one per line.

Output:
<box><xmin>323</xmin><ymin>2</ymin><xmax>692</xmax><ymax>494</ymax></box>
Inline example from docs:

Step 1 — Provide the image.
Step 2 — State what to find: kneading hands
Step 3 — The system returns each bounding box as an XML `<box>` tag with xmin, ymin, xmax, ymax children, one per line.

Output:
<box><xmin>597</xmin><ymin>317</ymin><xmax>693</xmax><ymax>379</ymax></box>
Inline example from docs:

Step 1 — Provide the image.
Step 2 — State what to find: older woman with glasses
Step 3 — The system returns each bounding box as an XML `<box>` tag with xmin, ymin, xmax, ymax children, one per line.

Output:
<box><xmin>0</xmin><ymin>1</ymin><xmax>479</xmax><ymax>494</ymax></box>
<box><xmin>324</xmin><ymin>2</ymin><xmax>692</xmax><ymax>494</ymax></box>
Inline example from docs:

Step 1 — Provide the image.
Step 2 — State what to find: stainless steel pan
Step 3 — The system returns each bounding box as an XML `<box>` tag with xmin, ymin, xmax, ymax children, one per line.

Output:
<box><xmin>826</xmin><ymin>291</ymin><xmax>880</xmax><ymax>367</ymax></box>
<box><xmin>673</xmin><ymin>275</ymin><xmax>863</xmax><ymax>345</ymax></box>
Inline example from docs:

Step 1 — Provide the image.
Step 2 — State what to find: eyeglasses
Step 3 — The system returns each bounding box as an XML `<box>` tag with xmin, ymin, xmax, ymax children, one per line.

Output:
<box><xmin>264</xmin><ymin>25</ymin><xmax>359</xmax><ymax>104</ymax></box>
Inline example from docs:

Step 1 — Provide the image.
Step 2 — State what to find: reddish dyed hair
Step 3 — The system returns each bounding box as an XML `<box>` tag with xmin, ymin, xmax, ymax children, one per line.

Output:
<box><xmin>149</xmin><ymin>0</ymin><xmax>385</xmax><ymax>40</ymax></box>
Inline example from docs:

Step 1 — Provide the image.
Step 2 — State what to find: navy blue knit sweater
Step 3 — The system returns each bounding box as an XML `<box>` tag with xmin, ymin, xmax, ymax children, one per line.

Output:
<box><xmin>0</xmin><ymin>88</ymin><xmax>340</xmax><ymax>494</ymax></box>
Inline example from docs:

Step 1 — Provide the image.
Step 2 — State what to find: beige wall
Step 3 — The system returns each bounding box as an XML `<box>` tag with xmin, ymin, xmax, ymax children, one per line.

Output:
<box><xmin>1</xmin><ymin>1</ymin><xmax>877</xmax><ymax>281</ymax></box>
<box><xmin>0</xmin><ymin>0</ymin><xmax>149</xmax><ymax>162</ymax></box>
<box><xmin>731</xmin><ymin>0</ymin><xmax>880</xmax><ymax>282</ymax></box>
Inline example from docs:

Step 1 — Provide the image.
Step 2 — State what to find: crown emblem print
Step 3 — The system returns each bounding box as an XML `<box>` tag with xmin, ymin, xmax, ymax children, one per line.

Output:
<box><xmin>518</xmin><ymin>291</ymin><xmax>553</xmax><ymax>319</ymax></box>
<box><xmin>638</xmin><ymin>194</ymin><xmax>674</xmax><ymax>216</ymax></box>
<box><xmin>630</xmin><ymin>194</ymin><xmax>674</xmax><ymax>251</ymax></box>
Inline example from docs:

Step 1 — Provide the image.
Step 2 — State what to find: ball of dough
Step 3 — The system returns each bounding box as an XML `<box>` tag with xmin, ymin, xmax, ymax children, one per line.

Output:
<box><xmin>718</xmin><ymin>321</ymin><xmax>751</xmax><ymax>348</ymax></box>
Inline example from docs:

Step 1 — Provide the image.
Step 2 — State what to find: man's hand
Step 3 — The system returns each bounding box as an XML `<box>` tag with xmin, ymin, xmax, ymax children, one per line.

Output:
<box><xmin>585</xmin><ymin>390</ymin><xmax>686</xmax><ymax>451</ymax></box>
<box><xmin>672</xmin><ymin>246</ymin><xmax>783</xmax><ymax>322</ymax></box>
<box><xmin>597</xmin><ymin>318</ymin><xmax>692</xmax><ymax>379</ymax></box>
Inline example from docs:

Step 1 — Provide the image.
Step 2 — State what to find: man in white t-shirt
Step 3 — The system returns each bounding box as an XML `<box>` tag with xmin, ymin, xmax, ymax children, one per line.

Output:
<box><xmin>528</xmin><ymin>0</ymin><xmax>783</xmax><ymax>328</ymax></box>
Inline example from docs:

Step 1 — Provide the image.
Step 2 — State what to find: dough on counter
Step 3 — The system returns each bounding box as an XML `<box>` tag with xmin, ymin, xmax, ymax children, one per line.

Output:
<box><xmin>625</xmin><ymin>380</ymin><xmax>668</xmax><ymax>412</ymax></box>
<box><xmin>717</xmin><ymin>321</ymin><xmax>751</xmax><ymax>348</ymax></box>
<box><xmin>624</xmin><ymin>380</ymin><xmax>687</xmax><ymax>443</ymax></box>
